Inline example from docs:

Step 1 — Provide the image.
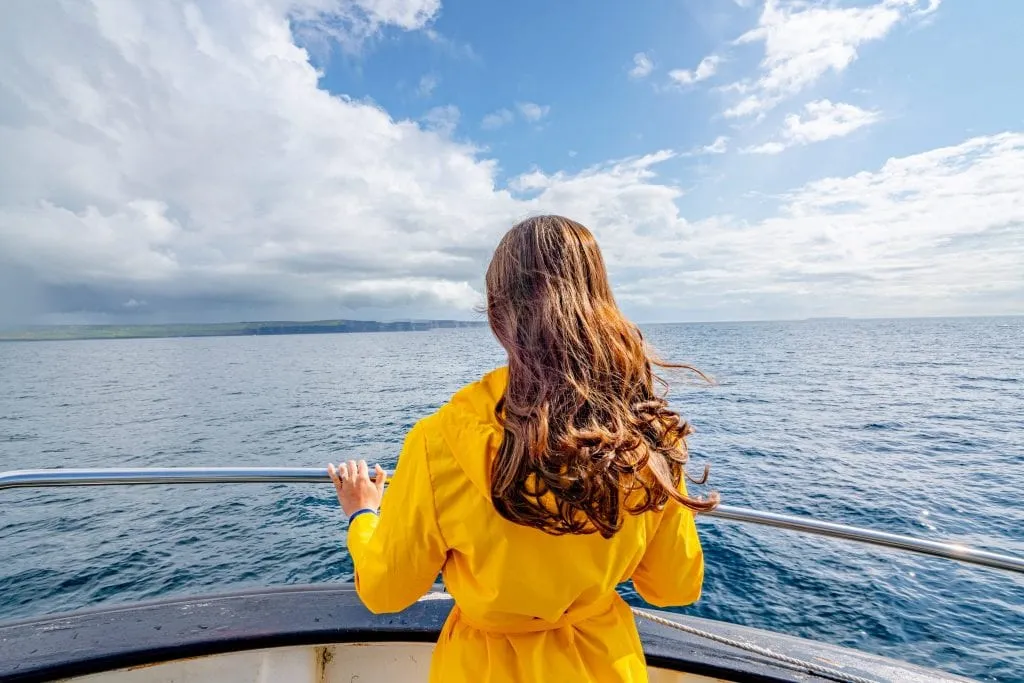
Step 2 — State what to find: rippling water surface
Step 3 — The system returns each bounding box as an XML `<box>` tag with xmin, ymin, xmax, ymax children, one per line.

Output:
<box><xmin>1</xmin><ymin>317</ymin><xmax>1022</xmax><ymax>682</ymax></box>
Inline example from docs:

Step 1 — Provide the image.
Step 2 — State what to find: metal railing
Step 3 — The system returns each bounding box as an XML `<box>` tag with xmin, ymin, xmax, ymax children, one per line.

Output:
<box><xmin>2</xmin><ymin>467</ymin><xmax>1022</xmax><ymax>575</ymax></box>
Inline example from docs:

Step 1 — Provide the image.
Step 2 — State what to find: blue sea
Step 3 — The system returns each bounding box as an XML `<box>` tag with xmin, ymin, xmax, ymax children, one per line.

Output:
<box><xmin>1</xmin><ymin>317</ymin><xmax>1022</xmax><ymax>682</ymax></box>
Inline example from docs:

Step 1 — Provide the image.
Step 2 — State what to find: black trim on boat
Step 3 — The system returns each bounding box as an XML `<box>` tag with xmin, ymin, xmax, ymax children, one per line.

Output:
<box><xmin>0</xmin><ymin>584</ymin><xmax>973</xmax><ymax>683</ymax></box>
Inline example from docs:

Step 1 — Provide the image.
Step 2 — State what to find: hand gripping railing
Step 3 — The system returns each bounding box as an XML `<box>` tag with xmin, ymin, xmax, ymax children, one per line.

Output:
<box><xmin>2</xmin><ymin>467</ymin><xmax>1022</xmax><ymax>575</ymax></box>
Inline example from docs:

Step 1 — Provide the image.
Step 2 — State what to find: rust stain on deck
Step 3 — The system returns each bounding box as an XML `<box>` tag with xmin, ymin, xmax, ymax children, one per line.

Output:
<box><xmin>315</xmin><ymin>645</ymin><xmax>334</xmax><ymax>683</ymax></box>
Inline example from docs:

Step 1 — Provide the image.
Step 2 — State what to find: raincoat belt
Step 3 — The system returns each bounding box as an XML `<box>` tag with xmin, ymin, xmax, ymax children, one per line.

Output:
<box><xmin>455</xmin><ymin>592</ymin><xmax>619</xmax><ymax>635</ymax></box>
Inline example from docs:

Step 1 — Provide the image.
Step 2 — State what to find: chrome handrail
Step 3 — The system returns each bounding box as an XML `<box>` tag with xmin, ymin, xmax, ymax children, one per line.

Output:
<box><xmin>2</xmin><ymin>467</ymin><xmax>1022</xmax><ymax>575</ymax></box>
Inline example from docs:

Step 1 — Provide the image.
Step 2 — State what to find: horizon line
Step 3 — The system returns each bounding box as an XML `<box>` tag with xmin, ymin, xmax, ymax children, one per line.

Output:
<box><xmin>5</xmin><ymin>312</ymin><xmax>1022</xmax><ymax>331</ymax></box>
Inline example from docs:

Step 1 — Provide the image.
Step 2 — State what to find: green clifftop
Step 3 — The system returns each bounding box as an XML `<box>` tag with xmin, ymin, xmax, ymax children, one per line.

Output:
<box><xmin>0</xmin><ymin>319</ymin><xmax>486</xmax><ymax>342</ymax></box>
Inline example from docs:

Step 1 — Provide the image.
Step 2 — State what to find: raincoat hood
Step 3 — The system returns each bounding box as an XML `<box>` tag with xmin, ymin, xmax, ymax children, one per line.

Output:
<box><xmin>436</xmin><ymin>365</ymin><xmax>508</xmax><ymax>502</ymax></box>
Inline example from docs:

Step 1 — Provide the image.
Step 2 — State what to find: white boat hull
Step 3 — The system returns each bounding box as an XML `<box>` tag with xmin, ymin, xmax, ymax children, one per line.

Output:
<box><xmin>68</xmin><ymin>642</ymin><xmax>723</xmax><ymax>683</ymax></box>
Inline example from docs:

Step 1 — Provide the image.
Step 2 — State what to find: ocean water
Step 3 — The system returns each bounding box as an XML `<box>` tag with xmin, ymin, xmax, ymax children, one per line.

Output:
<box><xmin>1</xmin><ymin>317</ymin><xmax>1022</xmax><ymax>682</ymax></box>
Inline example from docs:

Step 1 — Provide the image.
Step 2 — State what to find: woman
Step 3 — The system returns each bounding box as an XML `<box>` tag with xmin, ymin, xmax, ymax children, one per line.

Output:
<box><xmin>328</xmin><ymin>215</ymin><xmax>717</xmax><ymax>682</ymax></box>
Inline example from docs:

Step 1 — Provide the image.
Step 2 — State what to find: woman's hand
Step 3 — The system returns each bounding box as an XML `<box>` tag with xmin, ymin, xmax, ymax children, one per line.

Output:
<box><xmin>328</xmin><ymin>459</ymin><xmax>387</xmax><ymax>518</ymax></box>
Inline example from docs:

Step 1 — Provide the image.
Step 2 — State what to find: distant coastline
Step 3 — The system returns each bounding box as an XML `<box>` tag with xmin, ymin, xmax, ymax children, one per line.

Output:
<box><xmin>0</xmin><ymin>319</ymin><xmax>487</xmax><ymax>342</ymax></box>
<box><xmin>2</xmin><ymin>314</ymin><xmax>1018</xmax><ymax>342</ymax></box>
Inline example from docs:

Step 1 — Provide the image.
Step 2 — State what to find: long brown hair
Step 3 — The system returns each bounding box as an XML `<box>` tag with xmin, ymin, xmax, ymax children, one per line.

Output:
<box><xmin>485</xmin><ymin>215</ymin><xmax>719</xmax><ymax>539</ymax></box>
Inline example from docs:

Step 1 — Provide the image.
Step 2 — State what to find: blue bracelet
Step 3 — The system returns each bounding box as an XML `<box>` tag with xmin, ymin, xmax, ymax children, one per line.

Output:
<box><xmin>348</xmin><ymin>508</ymin><xmax>378</xmax><ymax>524</ymax></box>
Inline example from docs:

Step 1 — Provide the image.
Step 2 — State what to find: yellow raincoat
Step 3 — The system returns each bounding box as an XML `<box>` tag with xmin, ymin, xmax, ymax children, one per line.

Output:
<box><xmin>347</xmin><ymin>366</ymin><xmax>705</xmax><ymax>682</ymax></box>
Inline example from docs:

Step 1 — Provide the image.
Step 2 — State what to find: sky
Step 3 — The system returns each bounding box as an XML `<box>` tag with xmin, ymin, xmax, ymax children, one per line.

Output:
<box><xmin>1</xmin><ymin>0</ymin><xmax>1022</xmax><ymax>325</ymax></box>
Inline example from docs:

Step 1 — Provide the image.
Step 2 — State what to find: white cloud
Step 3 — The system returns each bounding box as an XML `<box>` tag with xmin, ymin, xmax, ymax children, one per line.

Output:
<box><xmin>783</xmin><ymin>99</ymin><xmax>881</xmax><ymax>143</ymax></box>
<box><xmin>681</xmin><ymin>136</ymin><xmax>730</xmax><ymax>157</ymax></box>
<box><xmin>481</xmin><ymin>102</ymin><xmax>549</xmax><ymax>130</ymax></box>
<box><xmin>289</xmin><ymin>0</ymin><xmax>442</xmax><ymax>53</ymax></box>
<box><xmin>421</xmin><ymin>104</ymin><xmax>460</xmax><ymax>135</ymax></box>
<box><xmin>743</xmin><ymin>141</ymin><xmax>787</xmax><ymax>155</ymax></box>
<box><xmin>744</xmin><ymin>132</ymin><xmax>1023</xmax><ymax>314</ymax></box>
<box><xmin>481</xmin><ymin>108</ymin><xmax>514</xmax><ymax>130</ymax></box>
<box><xmin>512</xmin><ymin>134</ymin><xmax>1024</xmax><ymax>319</ymax></box>
<box><xmin>343</xmin><ymin>0</ymin><xmax>442</xmax><ymax>28</ymax></box>
<box><xmin>669</xmin><ymin>55</ymin><xmax>720</xmax><ymax>86</ymax></box>
<box><xmin>742</xmin><ymin>100</ymin><xmax>881</xmax><ymax>154</ymax></box>
<box><xmin>416</xmin><ymin>73</ymin><xmax>438</xmax><ymax>97</ymax></box>
<box><xmin>0</xmin><ymin>0</ymin><xmax>504</xmax><ymax>320</ymax></box>
<box><xmin>630</xmin><ymin>52</ymin><xmax>654</xmax><ymax>79</ymax></box>
<box><xmin>0</xmin><ymin>0</ymin><xmax>1018</xmax><ymax>324</ymax></box>
<box><xmin>331</xmin><ymin>277</ymin><xmax>480</xmax><ymax>309</ymax></box>
<box><xmin>723</xmin><ymin>95</ymin><xmax>772</xmax><ymax>119</ymax></box>
<box><xmin>421</xmin><ymin>27</ymin><xmax>480</xmax><ymax>62</ymax></box>
<box><xmin>516</xmin><ymin>101</ymin><xmax>550</xmax><ymax>122</ymax></box>
<box><xmin>506</xmin><ymin>151</ymin><xmax>696</xmax><ymax>271</ymax></box>
<box><xmin>702</xmin><ymin>136</ymin><xmax>730</xmax><ymax>154</ymax></box>
<box><xmin>724</xmin><ymin>0</ymin><xmax>939</xmax><ymax>118</ymax></box>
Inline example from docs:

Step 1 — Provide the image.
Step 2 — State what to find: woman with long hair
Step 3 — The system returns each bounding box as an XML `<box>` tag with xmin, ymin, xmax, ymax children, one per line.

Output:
<box><xmin>329</xmin><ymin>214</ymin><xmax>717</xmax><ymax>682</ymax></box>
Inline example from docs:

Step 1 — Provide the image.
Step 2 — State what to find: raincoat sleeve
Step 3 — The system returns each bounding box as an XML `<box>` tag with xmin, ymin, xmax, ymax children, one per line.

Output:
<box><xmin>346</xmin><ymin>420</ymin><xmax>448</xmax><ymax>614</ymax></box>
<box><xmin>630</xmin><ymin>480</ymin><xmax>705</xmax><ymax>608</ymax></box>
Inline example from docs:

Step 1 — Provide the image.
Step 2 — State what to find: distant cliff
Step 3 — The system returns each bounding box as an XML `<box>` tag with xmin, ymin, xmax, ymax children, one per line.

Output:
<box><xmin>0</xmin><ymin>319</ymin><xmax>487</xmax><ymax>342</ymax></box>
